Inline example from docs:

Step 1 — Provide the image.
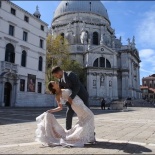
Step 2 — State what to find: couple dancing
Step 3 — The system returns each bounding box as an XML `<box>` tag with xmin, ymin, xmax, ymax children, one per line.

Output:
<box><xmin>35</xmin><ymin>66</ymin><xmax>96</xmax><ymax>147</ymax></box>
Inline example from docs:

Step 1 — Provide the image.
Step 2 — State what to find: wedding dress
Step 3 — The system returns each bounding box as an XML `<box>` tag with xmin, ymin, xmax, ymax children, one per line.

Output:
<box><xmin>35</xmin><ymin>89</ymin><xmax>95</xmax><ymax>147</ymax></box>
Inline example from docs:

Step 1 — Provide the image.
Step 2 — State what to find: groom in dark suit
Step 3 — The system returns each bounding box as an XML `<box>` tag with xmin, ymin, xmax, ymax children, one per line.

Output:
<box><xmin>51</xmin><ymin>66</ymin><xmax>89</xmax><ymax>130</ymax></box>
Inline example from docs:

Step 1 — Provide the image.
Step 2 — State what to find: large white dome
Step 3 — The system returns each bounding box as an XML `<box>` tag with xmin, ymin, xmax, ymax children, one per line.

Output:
<box><xmin>53</xmin><ymin>1</ymin><xmax>109</xmax><ymax>21</ymax></box>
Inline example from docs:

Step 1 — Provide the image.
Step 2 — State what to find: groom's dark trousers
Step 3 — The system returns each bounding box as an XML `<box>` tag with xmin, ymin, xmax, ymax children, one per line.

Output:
<box><xmin>59</xmin><ymin>71</ymin><xmax>89</xmax><ymax>130</ymax></box>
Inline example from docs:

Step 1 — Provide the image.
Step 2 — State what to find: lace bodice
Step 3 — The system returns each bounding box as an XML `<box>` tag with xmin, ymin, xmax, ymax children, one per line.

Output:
<box><xmin>59</xmin><ymin>89</ymin><xmax>71</xmax><ymax>105</ymax></box>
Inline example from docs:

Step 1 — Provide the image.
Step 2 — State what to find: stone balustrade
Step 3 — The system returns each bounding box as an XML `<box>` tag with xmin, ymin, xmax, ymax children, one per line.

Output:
<box><xmin>0</xmin><ymin>61</ymin><xmax>18</xmax><ymax>73</ymax></box>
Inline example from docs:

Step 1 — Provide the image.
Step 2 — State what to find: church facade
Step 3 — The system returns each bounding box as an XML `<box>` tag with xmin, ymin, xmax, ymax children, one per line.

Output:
<box><xmin>51</xmin><ymin>1</ymin><xmax>141</xmax><ymax>105</ymax></box>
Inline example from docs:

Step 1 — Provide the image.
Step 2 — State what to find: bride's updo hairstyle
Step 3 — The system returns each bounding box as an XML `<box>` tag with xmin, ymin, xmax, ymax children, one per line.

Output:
<box><xmin>48</xmin><ymin>82</ymin><xmax>56</xmax><ymax>95</ymax></box>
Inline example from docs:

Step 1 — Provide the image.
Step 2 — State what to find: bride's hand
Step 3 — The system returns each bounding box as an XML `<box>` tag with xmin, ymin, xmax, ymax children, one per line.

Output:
<box><xmin>46</xmin><ymin>110</ymin><xmax>52</xmax><ymax>113</ymax></box>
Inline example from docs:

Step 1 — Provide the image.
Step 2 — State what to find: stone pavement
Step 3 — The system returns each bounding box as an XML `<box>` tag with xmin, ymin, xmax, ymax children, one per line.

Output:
<box><xmin>0</xmin><ymin>106</ymin><xmax>155</xmax><ymax>154</ymax></box>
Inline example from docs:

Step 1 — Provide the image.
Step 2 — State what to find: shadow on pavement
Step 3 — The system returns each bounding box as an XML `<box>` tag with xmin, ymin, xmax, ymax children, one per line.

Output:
<box><xmin>85</xmin><ymin>141</ymin><xmax>152</xmax><ymax>154</ymax></box>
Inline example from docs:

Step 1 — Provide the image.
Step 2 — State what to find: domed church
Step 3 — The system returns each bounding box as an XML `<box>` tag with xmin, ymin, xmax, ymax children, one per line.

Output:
<box><xmin>51</xmin><ymin>0</ymin><xmax>141</xmax><ymax>105</ymax></box>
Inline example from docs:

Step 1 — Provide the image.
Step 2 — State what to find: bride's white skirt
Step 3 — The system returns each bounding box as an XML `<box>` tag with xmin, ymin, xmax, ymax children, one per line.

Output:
<box><xmin>35</xmin><ymin>112</ymin><xmax>95</xmax><ymax>147</ymax></box>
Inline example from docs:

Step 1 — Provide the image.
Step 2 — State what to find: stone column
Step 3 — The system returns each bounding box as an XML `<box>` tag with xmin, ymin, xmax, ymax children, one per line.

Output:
<box><xmin>122</xmin><ymin>74</ymin><xmax>129</xmax><ymax>98</ymax></box>
<box><xmin>96</xmin><ymin>73</ymin><xmax>99</xmax><ymax>98</ymax></box>
<box><xmin>42</xmin><ymin>80</ymin><xmax>45</xmax><ymax>94</ymax></box>
<box><xmin>137</xmin><ymin>66</ymin><xmax>140</xmax><ymax>85</ymax></box>
<box><xmin>112</xmin><ymin>75</ymin><xmax>118</xmax><ymax>99</ymax></box>
<box><xmin>0</xmin><ymin>81</ymin><xmax>5</xmax><ymax>107</ymax></box>
<box><xmin>128</xmin><ymin>57</ymin><xmax>132</xmax><ymax>89</ymax></box>
<box><xmin>85</xmin><ymin>52</ymin><xmax>89</xmax><ymax>67</ymax></box>
<box><xmin>86</xmin><ymin>71</ymin><xmax>91</xmax><ymax>96</ymax></box>
<box><xmin>25</xmin><ymin>77</ymin><xmax>27</xmax><ymax>92</ymax></box>
<box><xmin>12</xmin><ymin>81</ymin><xmax>18</xmax><ymax>107</ymax></box>
<box><xmin>0</xmin><ymin>81</ymin><xmax>4</xmax><ymax>106</ymax></box>
<box><xmin>106</xmin><ymin>76</ymin><xmax>109</xmax><ymax>99</ymax></box>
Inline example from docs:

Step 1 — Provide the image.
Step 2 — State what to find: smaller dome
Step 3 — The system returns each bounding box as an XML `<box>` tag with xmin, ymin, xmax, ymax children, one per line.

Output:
<box><xmin>33</xmin><ymin>5</ymin><xmax>41</xmax><ymax>19</ymax></box>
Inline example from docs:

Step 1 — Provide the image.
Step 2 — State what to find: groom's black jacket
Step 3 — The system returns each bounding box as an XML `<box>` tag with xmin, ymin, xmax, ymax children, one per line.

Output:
<box><xmin>59</xmin><ymin>71</ymin><xmax>89</xmax><ymax>107</ymax></box>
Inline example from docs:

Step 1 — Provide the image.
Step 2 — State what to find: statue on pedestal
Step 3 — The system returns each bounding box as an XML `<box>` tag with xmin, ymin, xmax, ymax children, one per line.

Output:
<box><xmin>88</xmin><ymin>38</ymin><xmax>91</xmax><ymax>51</ymax></box>
<box><xmin>65</xmin><ymin>31</ymin><xmax>74</xmax><ymax>44</ymax></box>
<box><xmin>100</xmin><ymin>76</ymin><xmax>105</xmax><ymax>86</ymax></box>
<box><xmin>67</xmin><ymin>22</ymin><xmax>72</xmax><ymax>30</ymax></box>
<box><xmin>80</xmin><ymin>31</ymin><xmax>88</xmax><ymax>44</ymax></box>
<box><xmin>109</xmin><ymin>80</ymin><xmax>112</xmax><ymax>87</ymax></box>
<box><xmin>112</xmin><ymin>40</ymin><xmax>115</xmax><ymax>48</ymax></box>
<box><xmin>131</xmin><ymin>36</ymin><xmax>136</xmax><ymax>48</ymax></box>
<box><xmin>100</xmin><ymin>34</ymin><xmax>104</xmax><ymax>45</ymax></box>
<box><xmin>127</xmin><ymin>38</ymin><xmax>131</xmax><ymax>48</ymax></box>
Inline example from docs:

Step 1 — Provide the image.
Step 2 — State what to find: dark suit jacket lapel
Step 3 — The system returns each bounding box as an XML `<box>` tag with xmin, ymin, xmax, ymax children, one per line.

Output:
<box><xmin>64</xmin><ymin>72</ymin><xmax>67</xmax><ymax>83</ymax></box>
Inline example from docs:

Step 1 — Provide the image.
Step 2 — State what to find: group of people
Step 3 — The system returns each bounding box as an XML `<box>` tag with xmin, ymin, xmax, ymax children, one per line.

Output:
<box><xmin>35</xmin><ymin>66</ymin><xmax>96</xmax><ymax>147</ymax></box>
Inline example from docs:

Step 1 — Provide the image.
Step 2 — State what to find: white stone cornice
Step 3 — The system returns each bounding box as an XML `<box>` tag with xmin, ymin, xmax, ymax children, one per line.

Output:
<box><xmin>22</xmin><ymin>27</ymin><xmax>30</xmax><ymax>32</ymax></box>
<box><xmin>4</xmin><ymin>37</ymin><xmax>18</xmax><ymax>43</ymax></box>
<box><xmin>38</xmin><ymin>51</ymin><xmax>45</xmax><ymax>56</ymax></box>
<box><xmin>88</xmin><ymin>44</ymin><xmax>116</xmax><ymax>55</ymax></box>
<box><xmin>39</xmin><ymin>36</ymin><xmax>45</xmax><ymax>40</ymax></box>
<box><xmin>8</xmin><ymin>21</ymin><xmax>17</xmax><ymax>26</ymax></box>
<box><xmin>20</xmin><ymin>45</ymin><xmax>30</xmax><ymax>50</ymax></box>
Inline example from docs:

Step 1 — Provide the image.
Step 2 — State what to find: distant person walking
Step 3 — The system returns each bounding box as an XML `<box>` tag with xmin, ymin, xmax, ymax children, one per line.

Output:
<box><xmin>101</xmin><ymin>98</ymin><xmax>106</xmax><ymax>110</ymax></box>
<box><xmin>124</xmin><ymin>99</ymin><xmax>128</xmax><ymax>109</ymax></box>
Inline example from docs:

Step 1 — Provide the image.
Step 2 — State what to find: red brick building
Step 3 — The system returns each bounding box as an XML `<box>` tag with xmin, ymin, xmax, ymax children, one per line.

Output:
<box><xmin>141</xmin><ymin>74</ymin><xmax>155</xmax><ymax>100</ymax></box>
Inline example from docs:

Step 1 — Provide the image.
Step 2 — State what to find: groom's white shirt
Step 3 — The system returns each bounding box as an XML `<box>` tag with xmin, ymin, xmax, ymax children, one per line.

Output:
<box><xmin>62</xmin><ymin>71</ymin><xmax>66</xmax><ymax>83</ymax></box>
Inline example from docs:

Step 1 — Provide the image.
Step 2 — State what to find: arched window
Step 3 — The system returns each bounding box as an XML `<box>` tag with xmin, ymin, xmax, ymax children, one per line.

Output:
<box><xmin>38</xmin><ymin>56</ymin><xmax>43</xmax><ymax>71</ymax></box>
<box><xmin>5</xmin><ymin>43</ymin><xmax>15</xmax><ymax>63</ymax></box>
<box><xmin>93</xmin><ymin>58</ymin><xmax>98</xmax><ymax>67</ymax></box>
<box><xmin>21</xmin><ymin>50</ymin><xmax>27</xmax><ymax>67</ymax></box>
<box><xmin>60</xmin><ymin>33</ymin><xmax>64</xmax><ymax>44</ymax></box>
<box><xmin>93</xmin><ymin>57</ymin><xmax>111</xmax><ymax>68</ymax></box>
<box><xmin>61</xmin><ymin>33</ymin><xmax>64</xmax><ymax>38</ymax></box>
<box><xmin>93</xmin><ymin>32</ymin><xmax>99</xmax><ymax>45</ymax></box>
<box><xmin>106</xmin><ymin>59</ymin><xmax>111</xmax><ymax>68</ymax></box>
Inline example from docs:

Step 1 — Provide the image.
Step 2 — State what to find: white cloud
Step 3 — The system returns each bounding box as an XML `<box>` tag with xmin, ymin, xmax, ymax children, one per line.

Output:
<box><xmin>136</xmin><ymin>9</ymin><xmax>155</xmax><ymax>48</ymax></box>
<box><xmin>139</xmin><ymin>49</ymin><xmax>155</xmax><ymax>78</ymax></box>
<box><xmin>139</xmin><ymin>49</ymin><xmax>154</xmax><ymax>58</ymax></box>
<box><xmin>136</xmin><ymin>6</ymin><xmax>155</xmax><ymax>79</ymax></box>
<box><xmin>140</xmin><ymin>68</ymin><xmax>154</xmax><ymax>74</ymax></box>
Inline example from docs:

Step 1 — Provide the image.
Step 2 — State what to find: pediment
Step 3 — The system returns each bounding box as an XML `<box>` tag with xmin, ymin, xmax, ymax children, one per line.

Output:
<box><xmin>88</xmin><ymin>45</ymin><xmax>117</xmax><ymax>55</ymax></box>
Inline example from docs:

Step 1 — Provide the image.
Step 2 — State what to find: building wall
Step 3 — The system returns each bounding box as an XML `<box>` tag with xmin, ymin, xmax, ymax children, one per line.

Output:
<box><xmin>0</xmin><ymin>1</ymin><xmax>55</xmax><ymax>107</ymax></box>
<box><xmin>15</xmin><ymin>92</ymin><xmax>56</xmax><ymax>107</ymax></box>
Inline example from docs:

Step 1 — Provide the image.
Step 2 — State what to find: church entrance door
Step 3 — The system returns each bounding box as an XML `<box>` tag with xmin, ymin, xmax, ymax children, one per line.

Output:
<box><xmin>4</xmin><ymin>82</ymin><xmax>12</xmax><ymax>107</ymax></box>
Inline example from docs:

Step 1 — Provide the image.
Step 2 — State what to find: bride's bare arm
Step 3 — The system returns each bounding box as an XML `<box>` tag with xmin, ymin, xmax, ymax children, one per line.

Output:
<box><xmin>47</xmin><ymin>94</ymin><xmax>63</xmax><ymax>113</ymax></box>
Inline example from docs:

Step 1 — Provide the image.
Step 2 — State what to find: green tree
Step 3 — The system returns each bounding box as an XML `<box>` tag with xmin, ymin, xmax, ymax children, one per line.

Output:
<box><xmin>46</xmin><ymin>34</ymin><xmax>70</xmax><ymax>82</ymax></box>
<box><xmin>46</xmin><ymin>34</ymin><xmax>86</xmax><ymax>88</ymax></box>
<box><xmin>62</xmin><ymin>60</ymin><xmax>86</xmax><ymax>84</ymax></box>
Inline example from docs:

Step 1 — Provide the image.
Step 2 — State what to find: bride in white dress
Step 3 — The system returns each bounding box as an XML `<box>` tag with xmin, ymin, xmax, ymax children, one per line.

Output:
<box><xmin>35</xmin><ymin>81</ymin><xmax>95</xmax><ymax>147</ymax></box>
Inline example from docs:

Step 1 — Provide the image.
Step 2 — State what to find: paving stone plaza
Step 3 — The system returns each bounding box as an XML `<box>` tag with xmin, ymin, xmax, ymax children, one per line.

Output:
<box><xmin>0</xmin><ymin>106</ymin><xmax>155</xmax><ymax>154</ymax></box>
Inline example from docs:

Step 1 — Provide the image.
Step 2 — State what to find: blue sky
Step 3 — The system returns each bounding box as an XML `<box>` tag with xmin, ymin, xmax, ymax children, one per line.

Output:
<box><xmin>12</xmin><ymin>1</ymin><xmax>155</xmax><ymax>83</ymax></box>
